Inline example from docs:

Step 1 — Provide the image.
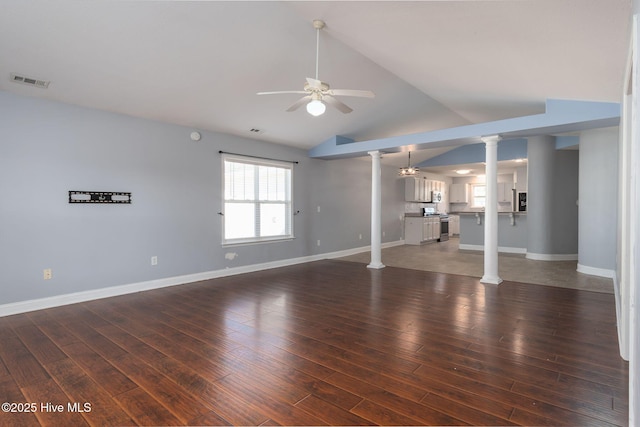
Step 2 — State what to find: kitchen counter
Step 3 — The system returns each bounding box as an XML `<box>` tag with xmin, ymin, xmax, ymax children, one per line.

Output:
<box><xmin>451</xmin><ymin>211</ymin><xmax>526</xmax><ymax>215</ymax></box>
<box><xmin>458</xmin><ymin>212</ymin><xmax>527</xmax><ymax>254</ymax></box>
<box><xmin>404</xmin><ymin>213</ymin><xmax>446</xmax><ymax>217</ymax></box>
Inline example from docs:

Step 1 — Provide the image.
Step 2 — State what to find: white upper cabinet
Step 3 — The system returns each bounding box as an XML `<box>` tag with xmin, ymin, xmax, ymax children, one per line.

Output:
<box><xmin>405</xmin><ymin>178</ymin><xmax>445</xmax><ymax>202</ymax></box>
<box><xmin>404</xmin><ymin>178</ymin><xmax>444</xmax><ymax>202</ymax></box>
<box><xmin>497</xmin><ymin>182</ymin><xmax>514</xmax><ymax>203</ymax></box>
<box><xmin>449</xmin><ymin>183</ymin><xmax>468</xmax><ymax>203</ymax></box>
<box><xmin>405</xmin><ymin>177</ymin><xmax>425</xmax><ymax>201</ymax></box>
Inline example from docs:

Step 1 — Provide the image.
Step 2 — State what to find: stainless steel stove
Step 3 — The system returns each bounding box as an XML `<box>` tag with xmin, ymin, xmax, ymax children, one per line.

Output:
<box><xmin>438</xmin><ymin>214</ymin><xmax>449</xmax><ymax>242</ymax></box>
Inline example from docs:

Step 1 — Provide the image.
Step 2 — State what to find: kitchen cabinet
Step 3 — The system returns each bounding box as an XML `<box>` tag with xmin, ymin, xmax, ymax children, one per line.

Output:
<box><xmin>449</xmin><ymin>215</ymin><xmax>460</xmax><ymax>236</ymax></box>
<box><xmin>405</xmin><ymin>216</ymin><xmax>440</xmax><ymax>245</ymax></box>
<box><xmin>405</xmin><ymin>177</ymin><xmax>426</xmax><ymax>201</ymax></box>
<box><xmin>405</xmin><ymin>178</ymin><xmax>445</xmax><ymax>202</ymax></box>
<box><xmin>497</xmin><ymin>182</ymin><xmax>514</xmax><ymax>203</ymax></box>
<box><xmin>449</xmin><ymin>183</ymin><xmax>468</xmax><ymax>203</ymax></box>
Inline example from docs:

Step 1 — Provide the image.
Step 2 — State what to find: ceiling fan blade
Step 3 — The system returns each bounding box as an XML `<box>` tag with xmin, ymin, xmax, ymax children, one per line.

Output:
<box><xmin>323</xmin><ymin>95</ymin><xmax>353</xmax><ymax>114</ymax></box>
<box><xmin>257</xmin><ymin>90</ymin><xmax>308</xmax><ymax>95</ymax></box>
<box><xmin>286</xmin><ymin>95</ymin><xmax>312</xmax><ymax>112</ymax></box>
<box><xmin>328</xmin><ymin>89</ymin><xmax>375</xmax><ymax>98</ymax></box>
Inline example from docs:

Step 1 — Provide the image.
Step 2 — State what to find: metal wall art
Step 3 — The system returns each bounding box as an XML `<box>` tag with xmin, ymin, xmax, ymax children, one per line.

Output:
<box><xmin>69</xmin><ymin>191</ymin><xmax>132</xmax><ymax>204</ymax></box>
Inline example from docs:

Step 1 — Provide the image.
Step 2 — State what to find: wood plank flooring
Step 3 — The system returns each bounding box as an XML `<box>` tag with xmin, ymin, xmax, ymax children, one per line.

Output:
<box><xmin>0</xmin><ymin>260</ymin><xmax>629</xmax><ymax>426</ymax></box>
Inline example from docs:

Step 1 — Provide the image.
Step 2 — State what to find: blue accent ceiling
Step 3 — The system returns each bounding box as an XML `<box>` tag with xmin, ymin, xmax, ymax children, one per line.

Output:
<box><xmin>308</xmin><ymin>99</ymin><xmax>620</xmax><ymax>159</ymax></box>
<box><xmin>417</xmin><ymin>138</ymin><xmax>528</xmax><ymax>167</ymax></box>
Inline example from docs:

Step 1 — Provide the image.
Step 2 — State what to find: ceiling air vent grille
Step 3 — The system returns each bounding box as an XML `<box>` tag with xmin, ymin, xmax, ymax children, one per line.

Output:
<box><xmin>10</xmin><ymin>73</ymin><xmax>50</xmax><ymax>89</ymax></box>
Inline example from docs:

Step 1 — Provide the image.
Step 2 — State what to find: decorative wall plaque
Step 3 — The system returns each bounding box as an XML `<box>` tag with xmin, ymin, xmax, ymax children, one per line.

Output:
<box><xmin>69</xmin><ymin>191</ymin><xmax>132</xmax><ymax>204</ymax></box>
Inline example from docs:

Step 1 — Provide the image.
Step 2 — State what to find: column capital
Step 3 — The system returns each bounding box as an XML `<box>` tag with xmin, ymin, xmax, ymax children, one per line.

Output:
<box><xmin>368</xmin><ymin>150</ymin><xmax>382</xmax><ymax>158</ymax></box>
<box><xmin>481</xmin><ymin>135</ymin><xmax>502</xmax><ymax>145</ymax></box>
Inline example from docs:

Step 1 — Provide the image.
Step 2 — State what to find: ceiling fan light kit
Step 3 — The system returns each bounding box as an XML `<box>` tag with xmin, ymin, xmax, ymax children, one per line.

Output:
<box><xmin>306</xmin><ymin>99</ymin><xmax>326</xmax><ymax>116</ymax></box>
<box><xmin>257</xmin><ymin>19</ymin><xmax>374</xmax><ymax>116</ymax></box>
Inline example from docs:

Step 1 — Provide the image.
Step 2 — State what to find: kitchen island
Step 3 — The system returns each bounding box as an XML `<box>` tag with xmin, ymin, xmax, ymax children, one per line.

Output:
<box><xmin>456</xmin><ymin>212</ymin><xmax>527</xmax><ymax>254</ymax></box>
<box><xmin>404</xmin><ymin>213</ymin><xmax>441</xmax><ymax>245</ymax></box>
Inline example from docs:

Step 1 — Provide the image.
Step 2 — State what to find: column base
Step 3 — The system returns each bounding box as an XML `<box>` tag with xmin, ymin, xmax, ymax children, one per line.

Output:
<box><xmin>480</xmin><ymin>275</ymin><xmax>503</xmax><ymax>285</ymax></box>
<box><xmin>367</xmin><ymin>262</ymin><xmax>386</xmax><ymax>270</ymax></box>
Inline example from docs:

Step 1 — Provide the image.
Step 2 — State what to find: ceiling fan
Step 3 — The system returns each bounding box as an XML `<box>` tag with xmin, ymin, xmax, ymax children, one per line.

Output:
<box><xmin>257</xmin><ymin>19</ymin><xmax>375</xmax><ymax>116</ymax></box>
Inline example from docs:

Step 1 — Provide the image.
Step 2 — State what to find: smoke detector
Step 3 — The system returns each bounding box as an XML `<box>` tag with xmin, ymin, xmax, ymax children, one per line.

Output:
<box><xmin>10</xmin><ymin>73</ymin><xmax>50</xmax><ymax>89</ymax></box>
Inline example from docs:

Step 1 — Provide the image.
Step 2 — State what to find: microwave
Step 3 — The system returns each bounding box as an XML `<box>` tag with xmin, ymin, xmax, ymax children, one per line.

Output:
<box><xmin>431</xmin><ymin>191</ymin><xmax>443</xmax><ymax>203</ymax></box>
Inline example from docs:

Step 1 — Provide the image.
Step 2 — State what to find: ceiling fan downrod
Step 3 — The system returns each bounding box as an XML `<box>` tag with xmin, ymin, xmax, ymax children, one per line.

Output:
<box><xmin>313</xmin><ymin>20</ymin><xmax>325</xmax><ymax>81</ymax></box>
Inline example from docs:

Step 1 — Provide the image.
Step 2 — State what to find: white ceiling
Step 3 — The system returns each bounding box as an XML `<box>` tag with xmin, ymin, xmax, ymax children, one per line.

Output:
<box><xmin>0</xmin><ymin>0</ymin><xmax>631</xmax><ymax>167</ymax></box>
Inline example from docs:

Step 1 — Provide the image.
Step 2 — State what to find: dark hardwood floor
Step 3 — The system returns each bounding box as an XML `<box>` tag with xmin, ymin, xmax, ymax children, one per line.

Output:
<box><xmin>0</xmin><ymin>260</ymin><xmax>629</xmax><ymax>426</ymax></box>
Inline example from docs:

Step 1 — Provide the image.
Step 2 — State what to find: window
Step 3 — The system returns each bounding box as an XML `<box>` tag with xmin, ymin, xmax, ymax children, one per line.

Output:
<box><xmin>222</xmin><ymin>154</ymin><xmax>293</xmax><ymax>245</ymax></box>
<box><xmin>471</xmin><ymin>184</ymin><xmax>486</xmax><ymax>208</ymax></box>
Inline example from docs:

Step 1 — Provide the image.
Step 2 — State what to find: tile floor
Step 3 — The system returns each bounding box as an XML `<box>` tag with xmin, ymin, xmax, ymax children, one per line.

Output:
<box><xmin>339</xmin><ymin>237</ymin><xmax>614</xmax><ymax>293</ymax></box>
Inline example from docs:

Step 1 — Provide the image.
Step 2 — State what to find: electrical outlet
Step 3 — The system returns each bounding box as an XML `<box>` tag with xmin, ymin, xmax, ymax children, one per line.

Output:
<box><xmin>151</xmin><ymin>256</ymin><xmax>158</xmax><ymax>266</ymax></box>
<box><xmin>317</xmin><ymin>240</ymin><xmax>321</xmax><ymax>246</ymax></box>
<box><xmin>43</xmin><ymin>269</ymin><xmax>52</xmax><ymax>280</ymax></box>
<box><xmin>383</xmin><ymin>231</ymin><xmax>386</xmax><ymax>237</ymax></box>
<box><xmin>317</xmin><ymin>206</ymin><xmax>321</xmax><ymax>213</ymax></box>
<box><xmin>359</xmin><ymin>234</ymin><xmax>362</xmax><ymax>240</ymax></box>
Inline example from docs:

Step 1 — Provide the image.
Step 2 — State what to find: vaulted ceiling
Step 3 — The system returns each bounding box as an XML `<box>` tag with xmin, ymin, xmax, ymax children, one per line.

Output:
<box><xmin>0</xmin><ymin>0</ymin><xmax>632</xmax><ymax>164</ymax></box>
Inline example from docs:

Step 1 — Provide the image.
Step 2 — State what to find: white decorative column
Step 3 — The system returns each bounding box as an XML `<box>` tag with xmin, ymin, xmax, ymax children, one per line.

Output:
<box><xmin>481</xmin><ymin>135</ymin><xmax>502</xmax><ymax>284</ymax></box>
<box><xmin>368</xmin><ymin>150</ymin><xmax>385</xmax><ymax>269</ymax></box>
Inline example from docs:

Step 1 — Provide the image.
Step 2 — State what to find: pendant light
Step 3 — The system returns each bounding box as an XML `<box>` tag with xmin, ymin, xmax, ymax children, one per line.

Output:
<box><xmin>399</xmin><ymin>151</ymin><xmax>419</xmax><ymax>176</ymax></box>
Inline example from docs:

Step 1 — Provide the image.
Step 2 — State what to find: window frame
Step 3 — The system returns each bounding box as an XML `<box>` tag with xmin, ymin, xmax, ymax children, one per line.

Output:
<box><xmin>221</xmin><ymin>153</ymin><xmax>294</xmax><ymax>246</ymax></box>
<box><xmin>471</xmin><ymin>183</ymin><xmax>486</xmax><ymax>208</ymax></box>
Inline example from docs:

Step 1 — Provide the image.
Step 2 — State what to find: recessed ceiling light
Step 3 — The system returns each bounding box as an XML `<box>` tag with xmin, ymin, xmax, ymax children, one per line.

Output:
<box><xmin>456</xmin><ymin>169</ymin><xmax>471</xmax><ymax>175</ymax></box>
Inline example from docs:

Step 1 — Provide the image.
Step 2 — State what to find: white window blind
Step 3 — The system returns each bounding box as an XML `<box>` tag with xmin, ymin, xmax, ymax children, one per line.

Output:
<box><xmin>472</xmin><ymin>184</ymin><xmax>486</xmax><ymax>208</ymax></box>
<box><xmin>222</xmin><ymin>154</ymin><xmax>293</xmax><ymax>245</ymax></box>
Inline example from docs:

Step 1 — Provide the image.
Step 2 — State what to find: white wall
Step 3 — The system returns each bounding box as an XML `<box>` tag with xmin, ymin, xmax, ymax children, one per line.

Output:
<box><xmin>622</xmin><ymin>8</ymin><xmax>639</xmax><ymax>424</ymax></box>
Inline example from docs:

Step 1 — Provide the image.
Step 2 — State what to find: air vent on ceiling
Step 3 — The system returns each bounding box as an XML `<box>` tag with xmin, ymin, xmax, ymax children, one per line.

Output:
<box><xmin>10</xmin><ymin>73</ymin><xmax>50</xmax><ymax>89</ymax></box>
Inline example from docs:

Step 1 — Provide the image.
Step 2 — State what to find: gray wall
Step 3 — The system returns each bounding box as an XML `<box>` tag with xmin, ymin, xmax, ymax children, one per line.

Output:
<box><xmin>526</xmin><ymin>136</ymin><xmax>579</xmax><ymax>256</ymax></box>
<box><xmin>0</xmin><ymin>91</ymin><xmax>403</xmax><ymax>306</ymax></box>
<box><xmin>578</xmin><ymin>127</ymin><xmax>619</xmax><ymax>271</ymax></box>
<box><xmin>306</xmin><ymin>155</ymin><xmax>405</xmax><ymax>254</ymax></box>
<box><xmin>458</xmin><ymin>214</ymin><xmax>527</xmax><ymax>249</ymax></box>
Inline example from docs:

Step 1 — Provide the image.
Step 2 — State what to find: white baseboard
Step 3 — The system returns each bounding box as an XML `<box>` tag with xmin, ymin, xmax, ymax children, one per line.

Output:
<box><xmin>326</xmin><ymin>239</ymin><xmax>405</xmax><ymax>259</ymax></box>
<box><xmin>526</xmin><ymin>253</ymin><xmax>578</xmax><ymax>261</ymax></box>
<box><xmin>459</xmin><ymin>245</ymin><xmax>581</xmax><ymax>261</ymax></box>
<box><xmin>577</xmin><ymin>263</ymin><xmax>615</xmax><ymax>279</ymax></box>
<box><xmin>459</xmin><ymin>244</ymin><xmax>527</xmax><ymax>255</ymax></box>
<box><xmin>458</xmin><ymin>244</ymin><xmax>482</xmax><ymax>252</ymax></box>
<box><xmin>0</xmin><ymin>240</ymin><xmax>405</xmax><ymax>317</ymax></box>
